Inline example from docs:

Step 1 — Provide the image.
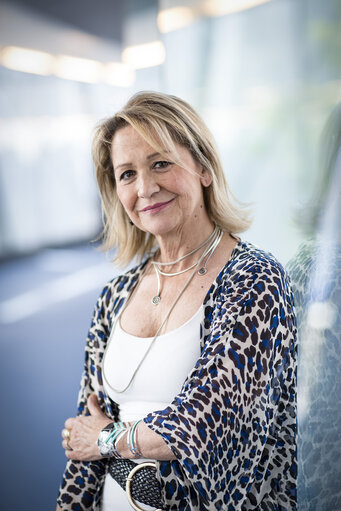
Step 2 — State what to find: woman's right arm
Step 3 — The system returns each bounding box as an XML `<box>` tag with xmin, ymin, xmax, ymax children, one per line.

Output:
<box><xmin>56</xmin><ymin>283</ymin><xmax>117</xmax><ymax>510</ymax></box>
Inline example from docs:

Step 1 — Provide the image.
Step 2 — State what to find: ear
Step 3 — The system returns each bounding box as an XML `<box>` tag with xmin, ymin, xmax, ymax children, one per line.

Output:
<box><xmin>200</xmin><ymin>168</ymin><xmax>213</xmax><ymax>188</ymax></box>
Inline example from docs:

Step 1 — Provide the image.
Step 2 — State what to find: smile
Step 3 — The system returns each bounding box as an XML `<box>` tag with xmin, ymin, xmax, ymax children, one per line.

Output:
<box><xmin>139</xmin><ymin>198</ymin><xmax>175</xmax><ymax>214</ymax></box>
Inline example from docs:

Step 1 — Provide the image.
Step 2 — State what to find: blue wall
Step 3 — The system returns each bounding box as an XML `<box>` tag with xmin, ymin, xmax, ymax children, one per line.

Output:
<box><xmin>0</xmin><ymin>246</ymin><xmax>116</xmax><ymax>510</ymax></box>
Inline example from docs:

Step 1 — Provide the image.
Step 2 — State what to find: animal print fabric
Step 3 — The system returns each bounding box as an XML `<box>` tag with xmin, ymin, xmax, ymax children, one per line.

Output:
<box><xmin>57</xmin><ymin>240</ymin><xmax>297</xmax><ymax>511</ymax></box>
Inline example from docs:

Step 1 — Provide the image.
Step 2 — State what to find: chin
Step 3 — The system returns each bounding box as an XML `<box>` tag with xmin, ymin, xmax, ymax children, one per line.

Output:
<box><xmin>139</xmin><ymin>219</ymin><xmax>181</xmax><ymax>237</ymax></box>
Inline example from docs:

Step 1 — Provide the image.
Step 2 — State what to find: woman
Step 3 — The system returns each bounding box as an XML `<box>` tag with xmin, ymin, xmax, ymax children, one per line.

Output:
<box><xmin>57</xmin><ymin>92</ymin><xmax>297</xmax><ymax>511</ymax></box>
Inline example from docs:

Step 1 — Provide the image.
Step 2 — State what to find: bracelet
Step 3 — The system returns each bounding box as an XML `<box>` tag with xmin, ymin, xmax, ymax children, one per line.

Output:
<box><xmin>127</xmin><ymin>420</ymin><xmax>143</xmax><ymax>459</ymax></box>
<box><xmin>106</xmin><ymin>421</ymin><xmax>126</xmax><ymax>444</ymax></box>
<box><xmin>111</xmin><ymin>429</ymin><xmax>128</xmax><ymax>459</ymax></box>
<box><xmin>97</xmin><ymin>422</ymin><xmax>128</xmax><ymax>458</ymax></box>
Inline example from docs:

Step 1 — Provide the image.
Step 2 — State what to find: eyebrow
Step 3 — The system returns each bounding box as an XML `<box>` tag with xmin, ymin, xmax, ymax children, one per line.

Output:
<box><xmin>113</xmin><ymin>151</ymin><xmax>170</xmax><ymax>172</ymax></box>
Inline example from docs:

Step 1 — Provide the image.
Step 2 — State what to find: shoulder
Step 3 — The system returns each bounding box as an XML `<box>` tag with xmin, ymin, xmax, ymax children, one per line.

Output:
<box><xmin>202</xmin><ymin>240</ymin><xmax>296</xmax><ymax>345</ymax></box>
<box><xmin>205</xmin><ymin>240</ymin><xmax>294</xmax><ymax>319</ymax></box>
<box><xmin>102</xmin><ymin>256</ymin><xmax>150</xmax><ymax>299</ymax></box>
<box><xmin>93</xmin><ymin>256</ymin><xmax>151</xmax><ymax>321</ymax></box>
<box><xmin>222</xmin><ymin>239</ymin><xmax>289</xmax><ymax>289</ymax></box>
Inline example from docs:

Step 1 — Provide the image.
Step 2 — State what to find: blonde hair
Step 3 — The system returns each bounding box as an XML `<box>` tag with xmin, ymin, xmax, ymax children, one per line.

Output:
<box><xmin>92</xmin><ymin>91</ymin><xmax>251</xmax><ymax>265</ymax></box>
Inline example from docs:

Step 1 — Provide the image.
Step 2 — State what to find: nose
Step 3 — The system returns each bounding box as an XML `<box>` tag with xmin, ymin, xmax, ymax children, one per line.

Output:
<box><xmin>137</xmin><ymin>172</ymin><xmax>160</xmax><ymax>198</ymax></box>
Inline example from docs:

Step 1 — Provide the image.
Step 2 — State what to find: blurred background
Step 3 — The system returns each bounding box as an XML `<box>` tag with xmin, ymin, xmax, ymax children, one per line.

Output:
<box><xmin>0</xmin><ymin>0</ymin><xmax>340</xmax><ymax>509</ymax></box>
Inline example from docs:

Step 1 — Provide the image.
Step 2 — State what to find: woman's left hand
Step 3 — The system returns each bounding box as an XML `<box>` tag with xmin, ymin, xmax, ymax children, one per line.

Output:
<box><xmin>61</xmin><ymin>394</ymin><xmax>112</xmax><ymax>461</ymax></box>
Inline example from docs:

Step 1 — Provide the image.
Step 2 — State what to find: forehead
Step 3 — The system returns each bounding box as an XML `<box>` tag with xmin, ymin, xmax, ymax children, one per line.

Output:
<box><xmin>110</xmin><ymin>124</ymin><xmax>198</xmax><ymax>173</ymax></box>
<box><xmin>111</xmin><ymin>125</ymin><xmax>148</xmax><ymax>151</ymax></box>
<box><xmin>111</xmin><ymin>124</ymin><xmax>175</xmax><ymax>162</ymax></box>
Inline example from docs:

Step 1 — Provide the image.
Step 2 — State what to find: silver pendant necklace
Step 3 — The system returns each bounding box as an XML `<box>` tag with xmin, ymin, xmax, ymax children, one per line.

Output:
<box><xmin>151</xmin><ymin>227</ymin><xmax>222</xmax><ymax>305</ymax></box>
<box><xmin>103</xmin><ymin>232</ymin><xmax>222</xmax><ymax>394</ymax></box>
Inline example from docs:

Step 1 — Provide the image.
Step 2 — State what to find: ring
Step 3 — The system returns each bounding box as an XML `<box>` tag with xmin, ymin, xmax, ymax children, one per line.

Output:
<box><xmin>63</xmin><ymin>428</ymin><xmax>71</xmax><ymax>441</ymax></box>
<box><xmin>63</xmin><ymin>428</ymin><xmax>73</xmax><ymax>450</ymax></box>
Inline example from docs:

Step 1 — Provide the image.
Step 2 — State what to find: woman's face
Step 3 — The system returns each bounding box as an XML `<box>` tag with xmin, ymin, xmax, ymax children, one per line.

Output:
<box><xmin>111</xmin><ymin>125</ymin><xmax>212</xmax><ymax>237</ymax></box>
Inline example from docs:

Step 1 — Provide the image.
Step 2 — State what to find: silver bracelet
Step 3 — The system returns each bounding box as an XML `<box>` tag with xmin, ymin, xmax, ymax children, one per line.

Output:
<box><xmin>127</xmin><ymin>420</ymin><xmax>143</xmax><ymax>459</ymax></box>
<box><xmin>97</xmin><ymin>422</ymin><xmax>127</xmax><ymax>458</ymax></box>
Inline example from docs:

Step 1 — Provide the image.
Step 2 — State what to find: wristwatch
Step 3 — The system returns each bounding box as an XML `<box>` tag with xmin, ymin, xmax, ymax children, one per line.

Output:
<box><xmin>97</xmin><ymin>422</ymin><xmax>127</xmax><ymax>457</ymax></box>
<box><xmin>97</xmin><ymin>422</ymin><xmax>117</xmax><ymax>457</ymax></box>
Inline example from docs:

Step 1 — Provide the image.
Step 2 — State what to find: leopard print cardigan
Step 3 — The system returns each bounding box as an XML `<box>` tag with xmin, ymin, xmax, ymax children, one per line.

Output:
<box><xmin>57</xmin><ymin>240</ymin><xmax>297</xmax><ymax>511</ymax></box>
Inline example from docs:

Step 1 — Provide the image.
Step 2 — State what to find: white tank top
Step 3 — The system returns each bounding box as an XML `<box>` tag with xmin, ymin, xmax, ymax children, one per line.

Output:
<box><xmin>103</xmin><ymin>305</ymin><xmax>202</xmax><ymax>421</ymax></box>
<box><xmin>101</xmin><ymin>307</ymin><xmax>202</xmax><ymax>511</ymax></box>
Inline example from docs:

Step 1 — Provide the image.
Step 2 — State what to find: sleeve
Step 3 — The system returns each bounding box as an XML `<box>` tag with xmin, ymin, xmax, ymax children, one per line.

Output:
<box><xmin>57</xmin><ymin>285</ymin><xmax>118</xmax><ymax>511</ymax></box>
<box><xmin>144</xmin><ymin>263</ymin><xmax>297</xmax><ymax>509</ymax></box>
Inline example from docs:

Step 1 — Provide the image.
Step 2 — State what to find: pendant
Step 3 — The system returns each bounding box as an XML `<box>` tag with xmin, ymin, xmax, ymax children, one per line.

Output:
<box><xmin>152</xmin><ymin>295</ymin><xmax>161</xmax><ymax>305</ymax></box>
<box><xmin>198</xmin><ymin>267</ymin><xmax>207</xmax><ymax>275</ymax></box>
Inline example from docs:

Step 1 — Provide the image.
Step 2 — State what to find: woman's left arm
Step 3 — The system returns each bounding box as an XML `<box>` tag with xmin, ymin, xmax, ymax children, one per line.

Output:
<box><xmin>143</xmin><ymin>260</ymin><xmax>297</xmax><ymax>508</ymax></box>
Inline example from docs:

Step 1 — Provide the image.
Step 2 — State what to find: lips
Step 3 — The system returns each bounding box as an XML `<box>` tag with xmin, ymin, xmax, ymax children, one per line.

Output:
<box><xmin>139</xmin><ymin>198</ymin><xmax>175</xmax><ymax>213</ymax></box>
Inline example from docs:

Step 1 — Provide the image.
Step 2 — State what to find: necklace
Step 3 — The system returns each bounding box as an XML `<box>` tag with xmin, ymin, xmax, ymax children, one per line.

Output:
<box><xmin>151</xmin><ymin>227</ymin><xmax>222</xmax><ymax>305</ymax></box>
<box><xmin>103</xmin><ymin>233</ymin><xmax>222</xmax><ymax>394</ymax></box>
<box><xmin>154</xmin><ymin>226</ymin><xmax>218</xmax><ymax>269</ymax></box>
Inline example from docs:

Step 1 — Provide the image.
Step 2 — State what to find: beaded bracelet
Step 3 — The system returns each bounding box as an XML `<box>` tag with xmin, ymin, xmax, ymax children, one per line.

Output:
<box><xmin>127</xmin><ymin>419</ymin><xmax>143</xmax><ymax>458</ymax></box>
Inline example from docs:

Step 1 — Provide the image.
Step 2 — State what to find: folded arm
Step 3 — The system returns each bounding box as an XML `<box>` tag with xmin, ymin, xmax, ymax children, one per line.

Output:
<box><xmin>61</xmin><ymin>393</ymin><xmax>175</xmax><ymax>462</ymax></box>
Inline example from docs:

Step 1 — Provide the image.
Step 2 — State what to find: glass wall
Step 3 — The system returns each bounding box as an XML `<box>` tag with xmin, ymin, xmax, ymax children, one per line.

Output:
<box><xmin>0</xmin><ymin>0</ymin><xmax>340</xmax><ymax>509</ymax></box>
<box><xmin>0</xmin><ymin>0</ymin><xmax>339</xmax><ymax>262</ymax></box>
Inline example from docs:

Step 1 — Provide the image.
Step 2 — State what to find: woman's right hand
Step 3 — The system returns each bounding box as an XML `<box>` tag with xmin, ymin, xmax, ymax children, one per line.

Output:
<box><xmin>61</xmin><ymin>394</ymin><xmax>112</xmax><ymax>461</ymax></box>
<box><xmin>56</xmin><ymin>506</ymin><xmax>62</xmax><ymax>511</ymax></box>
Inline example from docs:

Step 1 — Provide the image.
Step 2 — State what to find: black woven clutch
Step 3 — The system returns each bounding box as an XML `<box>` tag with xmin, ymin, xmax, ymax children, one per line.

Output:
<box><xmin>108</xmin><ymin>458</ymin><xmax>163</xmax><ymax>509</ymax></box>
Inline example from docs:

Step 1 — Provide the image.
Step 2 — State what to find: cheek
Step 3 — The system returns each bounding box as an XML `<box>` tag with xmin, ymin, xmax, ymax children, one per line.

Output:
<box><xmin>177</xmin><ymin>177</ymin><xmax>204</xmax><ymax>204</ymax></box>
<box><xmin>116</xmin><ymin>188</ymin><xmax>134</xmax><ymax>211</ymax></box>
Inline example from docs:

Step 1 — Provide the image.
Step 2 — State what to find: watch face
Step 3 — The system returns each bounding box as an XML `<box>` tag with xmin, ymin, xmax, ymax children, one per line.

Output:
<box><xmin>97</xmin><ymin>430</ymin><xmax>112</xmax><ymax>456</ymax></box>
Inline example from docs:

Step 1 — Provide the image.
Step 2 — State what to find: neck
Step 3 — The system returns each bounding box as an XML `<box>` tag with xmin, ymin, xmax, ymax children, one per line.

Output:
<box><xmin>155</xmin><ymin>218</ymin><xmax>215</xmax><ymax>271</ymax></box>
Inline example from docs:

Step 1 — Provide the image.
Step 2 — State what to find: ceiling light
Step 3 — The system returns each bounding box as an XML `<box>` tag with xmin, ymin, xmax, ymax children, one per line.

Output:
<box><xmin>54</xmin><ymin>55</ymin><xmax>102</xmax><ymax>83</ymax></box>
<box><xmin>0</xmin><ymin>46</ymin><xmax>54</xmax><ymax>76</ymax></box>
<box><xmin>102</xmin><ymin>62</ymin><xmax>135</xmax><ymax>87</ymax></box>
<box><xmin>0</xmin><ymin>46</ymin><xmax>135</xmax><ymax>87</ymax></box>
<box><xmin>201</xmin><ymin>0</ymin><xmax>272</xmax><ymax>17</ymax></box>
<box><xmin>122</xmin><ymin>41</ymin><xmax>166</xmax><ymax>69</ymax></box>
<box><xmin>157</xmin><ymin>6</ymin><xmax>196</xmax><ymax>33</ymax></box>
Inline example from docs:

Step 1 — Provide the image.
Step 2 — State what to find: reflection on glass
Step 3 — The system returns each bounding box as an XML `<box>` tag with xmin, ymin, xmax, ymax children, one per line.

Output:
<box><xmin>287</xmin><ymin>104</ymin><xmax>341</xmax><ymax>510</ymax></box>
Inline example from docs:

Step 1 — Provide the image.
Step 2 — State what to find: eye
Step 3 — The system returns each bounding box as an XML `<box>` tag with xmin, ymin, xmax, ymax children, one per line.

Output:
<box><xmin>119</xmin><ymin>169</ymin><xmax>136</xmax><ymax>181</ymax></box>
<box><xmin>153</xmin><ymin>161</ymin><xmax>172</xmax><ymax>170</ymax></box>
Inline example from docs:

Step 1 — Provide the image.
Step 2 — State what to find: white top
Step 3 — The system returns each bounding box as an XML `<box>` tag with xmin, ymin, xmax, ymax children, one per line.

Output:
<box><xmin>101</xmin><ymin>306</ymin><xmax>202</xmax><ymax>511</ymax></box>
